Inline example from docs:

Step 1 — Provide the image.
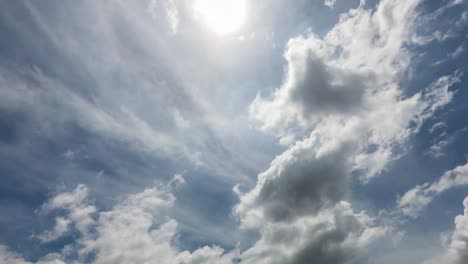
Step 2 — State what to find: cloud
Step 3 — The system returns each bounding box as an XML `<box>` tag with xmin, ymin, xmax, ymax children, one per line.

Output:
<box><xmin>258</xmin><ymin>34</ymin><xmax>369</xmax><ymax>118</ymax></box>
<box><xmin>0</xmin><ymin>0</ymin><xmax>465</xmax><ymax>263</ymax></box>
<box><xmin>427</xmin><ymin>138</ymin><xmax>451</xmax><ymax>158</ymax></box>
<box><xmin>411</xmin><ymin>0</ymin><xmax>467</xmax><ymax>45</ymax></box>
<box><xmin>28</xmin><ymin>180</ymin><xmax>239</xmax><ymax>264</ymax></box>
<box><xmin>41</xmin><ymin>184</ymin><xmax>96</xmax><ymax>239</ymax></box>
<box><xmin>5</xmin><ymin>182</ymin><xmax>384</xmax><ymax>264</ymax></box>
<box><xmin>451</xmin><ymin>44</ymin><xmax>465</xmax><ymax>59</ymax></box>
<box><xmin>424</xmin><ymin>197</ymin><xmax>468</xmax><ymax>264</ymax></box>
<box><xmin>0</xmin><ymin>67</ymin><xmax>187</xmax><ymax>160</ymax></box>
<box><xmin>235</xmin><ymin>135</ymin><xmax>349</xmax><ymax>225</ymax></box>
<box><xmin>324</xmin><ymin>0</ymin><xmax>337</xmax><ymax>9</ymax></box>
<box><xmin>37</xmin><ymin>217</ymin><xmax>71</xmax><ymax>243</ymax></box>
<box><xmin>237</xmin><ymin>1</ymin><xmax>441</xmax><ymax>262</ymax></box>
<box><xmin>148</xmin><ymin>0</ymin><xmax>179</xmax><ymax>35</ymax></box>
<box><xmin>239</xmin><ymin>202</ymin><xmax>386</xmax><ymax>264</ymax></box>
<box><xmin>250</xmin><ymin>0</ymin><xmax>461</xmax><ymax>183</ymax></box>
<box><xmin>0</xmin><ymin>245</ymin><xmax>30</xmax><ymax>264</ymax></box>
<box><xmin>422</xmin><ymin>71</ymin><xmax>460</xmax><ymax>116</ymax></box>
<box><xmin>239</xmin><ymin>0</ymin><xmax>462</xmax><ymax>262</ymax></box>
<box><xmin>0</xmin><ymin>0</ymin><xmax>265</xmax><ymax>185</ymax></box>
<box><xmin>429</xmin><ymin>122</ymin><xmax>447</xmax><ymax>134</ymax></box>
<box><xmin>0</xmin><ymin>245</ymin><xmax>66</xmax><ymax>264</ymax></box>
<box><xmin>398</xmin><ymin>162</ymin><xmax>468</xmax><ymax>219</ymax></box>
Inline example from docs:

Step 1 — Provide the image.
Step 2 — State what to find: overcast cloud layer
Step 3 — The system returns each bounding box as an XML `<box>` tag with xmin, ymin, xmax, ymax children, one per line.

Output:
<box><xmin>0</xmin><ymin>0</ymin><xmax>468</xmax><ymax>263</ymax></box>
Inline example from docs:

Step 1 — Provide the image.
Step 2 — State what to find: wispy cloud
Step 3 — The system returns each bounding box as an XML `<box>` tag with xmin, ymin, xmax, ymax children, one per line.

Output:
<box><xmin>0</xmin><ymin>0</ymin><xmax>467</xmax><ymax>263</ymax></box>
<box><xmin>398</xmin><ymin>162</ymin><xmax>468</xmax><ymax>219</ymax></box>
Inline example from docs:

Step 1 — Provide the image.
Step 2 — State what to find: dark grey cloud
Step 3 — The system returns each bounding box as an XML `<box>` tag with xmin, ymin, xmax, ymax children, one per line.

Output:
<box><xmin>239</xmin><ymin>201</ymin><xmax>385</xmax><ymax>264</ymax></box>
<box><xmin>244</xmin><ymin>140</ymin><xmax>352</xmax><ymax>223</ymax></box>
<box><xmin>289</xmin><ymin>212</ymin><xmax>363</xmax><ymax>264</ymax></box>
<box><xmin>285</xmin><ymin>38</ymin><xmax>370</xmax><ymax>117</ymax></box>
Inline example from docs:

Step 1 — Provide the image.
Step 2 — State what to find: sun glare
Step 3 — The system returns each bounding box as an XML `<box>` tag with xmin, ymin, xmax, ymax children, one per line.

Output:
<box><xmin>193</xmin><ymin>0</ymin><xmax>247</xmax><ymax>35</ymax></box>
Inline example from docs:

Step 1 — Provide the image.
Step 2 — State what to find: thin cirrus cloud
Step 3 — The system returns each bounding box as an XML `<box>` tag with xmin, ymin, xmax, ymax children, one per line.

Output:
<box><xmin>0</xmin><ymin>0</ymin><xmax>467</xmax><ymax>264</ymax></box>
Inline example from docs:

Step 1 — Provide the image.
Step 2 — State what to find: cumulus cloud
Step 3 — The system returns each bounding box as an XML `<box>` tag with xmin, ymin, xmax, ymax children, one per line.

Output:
<box><xmin>237</xmin><ymin>1</ymin><xmax>449</xmax><ymax>262</ymax></box>
<box><xmin>239</xmin><ymin>202</ymin><xmax>386</xmax><ymax>264</ymax></box>
<box><xmin>0</xmin><ymin>245</ymin><xmax>65</xmax><ymax>264</ymax></box>
<box><xmin>41</xmin><ymin>184</ymin><xmax>96</xmax><ymax>240</ymax></box>
<box><xmin>248</xmin><ymin>0</ymin><xmax>458</xmax><ymax>229</ymax></box>
<box><xmin>5</xmin><ymin>182</ymin><xmax>384</xmax><ymax>264</ymax></box>
<box><xmin>250</xmin><ymin>0</ymin><xmax>461</xmax><ymax>185</ymax></box>
<box><xmin>255</xmin><ymin>34</ymin><xmax>369</xmax><ymax>120</ymax></box>
<box><xmin>235</xmin><ymin>116</ymin><xmax>388</xmax><ymax>264</ymax></box>
<box><xmin>241</xmin><ymin>0</ymin><xmax>463</xmax><ymax>262</ymax></box>
<box><xmin>0</xmin><ymin>246</ymin><xmax>30</xmax><ymax>264</ymax></box>
<box><xmin>235</xmin><ymin>135</ymin><xmax>351</xmax><ymax>225</ymax></box>
<box><xmin>424</xmin><ymin>197</ymin><xmax>468</xmax><ymax>264</ymax></box>
<box><xmin>398</xmin><ymin>162</ymin><xmax>468</xmax><ymax>219</ymax></box>
<box><xmin>21</xmin><ymin>180</ymin><xmax>239</xmax><ymax>264</ymax></box>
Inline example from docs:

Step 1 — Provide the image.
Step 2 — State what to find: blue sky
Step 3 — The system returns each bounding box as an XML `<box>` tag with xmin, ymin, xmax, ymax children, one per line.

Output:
<box><xmin>0</xmin><ymin>0</ymin><xmax>467</xmax><ymax>263</ymax></box>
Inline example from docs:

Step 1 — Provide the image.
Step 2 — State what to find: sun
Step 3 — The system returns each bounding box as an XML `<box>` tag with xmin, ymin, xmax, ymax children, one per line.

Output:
<box><xmin>193</xmin><ymin>0</ymin><xmax>247</xmax><ymax>35</ymax></box>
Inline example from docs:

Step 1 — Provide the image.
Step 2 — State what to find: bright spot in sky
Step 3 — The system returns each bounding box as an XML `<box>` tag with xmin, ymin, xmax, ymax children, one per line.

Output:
<box><xmin>193</xmin><ymin>0</ymin><xmax>247</xmax><ymax>35</ymax></box>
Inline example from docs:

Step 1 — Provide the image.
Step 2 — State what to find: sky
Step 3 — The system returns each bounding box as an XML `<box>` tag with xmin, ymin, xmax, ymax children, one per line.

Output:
<box><xmin>0</xmin><ymin>0</ymin><xmax>467</xmax><ymax>263</ymax></box>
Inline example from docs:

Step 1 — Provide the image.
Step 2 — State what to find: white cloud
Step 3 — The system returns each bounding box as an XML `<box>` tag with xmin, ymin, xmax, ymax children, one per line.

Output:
<box><xmin>427</xmin><ymin>122</ymin><xmax>451</xmax><ymax>159</ymax></box>
<box><xmin>36</xmin><ymin>254</ymin><xmax>67</xmax><ymax>264</ymax></box>
<box><xmin>147</xmin><ymin>0</ymin><xmax>179</xmax><ymax>35</ymax></box>
<box><xmin>41</xmin><ymin>184</ymin><xmax>96</xmax><ymax>239</ymax></box>
<box><xmin>10</xmin><ymin>182</ymin><xmax>384</xmax><ymax>264</ymax></box>
<box><xmin>424</xmin><ymin>197</ymin><xmax>468</xmax><ymax>264</ymax></box>
<box><xmin>165</xmin><ymin>0</ymin><xmax>179</xmax><ymax>34</ymax></box>
<box><xmin>398</xmin><ymin>162</ymin><xmax>468</xmax><ymax>218</ymax></box>
<box><xmin>0</xmin><ymin>246</ymin><xmax>65</xmax><ymax>264</ymax></box>
<box><xmin>451</xmin><ymin>44</ymin><xmax>465</xmax><ymax>59</ymax></box>
<box><xmin>0</xmin><ymin>68</ymin><xmax>187</xmax><ymax>160</ymax></box>
<box><xmin>428</xmin><ymin>138</ymin><xmax>451</xmax><ymax>158</ymax></box>
<box><xmin>31</xmin><ymin>182</ymin><xmax>238</xmax><ymax>264</ymax></box>
<box><xmin>1</xmin><ymin>0</ymin><xmax>465</xmax><ymax>263</ymax></box>
<box><xmin>250</xmin><ymin>0</ymin><xmax>462</xmax><ymax>184</ymax></box>
<box><xmin>1</xmin><ymin>0</ymin><xmax>266</xmax><ymax>188</ymax></box>
<box><xmin>429</xmin><ymin>122</ymin><xmax>447</xmax><ymax>134</ymax></box>
<box><xmin>324</xmin><ymin>0</ymin><xmax>337</xmax><ymax>9</ymax></box>
<box><xmin>237</xmin><ymin>1</ymin><xmax>446</xmax><ymax>262</ymax></box>
<box><xmin>423</xmin><ymin>72</ymin><xmax>463</xmax><ymax>159</ymax></box>
<box><xmin>0</xmin><ymin>245</ymin><xmax>30</xmax><ymax>264</ymax></box>
<box><xmin>421</xmin><ymin>71</ymin><xmax>460</xmax><ymax>116</ymax></box>
<box><xmin>37</xmin><ymin>217</ymin><xmax>71</xmax><ymax>243</ymax></box>
<box><xmin>240</xmin><ymin>0</ymin><xmax>462</xmax><ymax>262</ymax></box>
<box><xmin>411</xmin><ymin>0</ymin><xmax>466</xmax><ymax>45</ymax></box>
